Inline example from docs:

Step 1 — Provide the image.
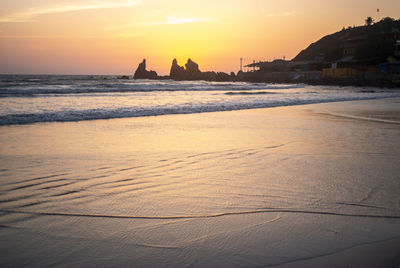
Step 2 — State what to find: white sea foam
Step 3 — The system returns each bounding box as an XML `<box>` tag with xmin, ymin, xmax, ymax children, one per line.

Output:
<box><xmin>0</xmin><ymin>75</ymin><xmax>399</xmax><ymax>125</ymax></box>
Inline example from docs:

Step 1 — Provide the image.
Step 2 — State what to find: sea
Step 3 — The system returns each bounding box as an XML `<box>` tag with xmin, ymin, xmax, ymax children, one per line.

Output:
<box><xmin>1</xmin><ymin>74</ymin><xmax>400</xmax><ymax>125</ymax></box>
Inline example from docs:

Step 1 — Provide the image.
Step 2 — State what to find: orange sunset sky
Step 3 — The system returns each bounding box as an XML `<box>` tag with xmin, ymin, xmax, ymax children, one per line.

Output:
<box><xmin>0</xmin><ymin>0</ymin><xmax>399</xmax><ymax>75</ymax></box>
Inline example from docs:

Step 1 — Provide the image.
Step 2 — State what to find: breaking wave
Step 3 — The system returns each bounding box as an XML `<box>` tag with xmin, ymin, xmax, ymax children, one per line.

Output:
<box><xmin>1</xmin><ymin>75</ymin><xmax>399</xmax><ymax>125</ymax></box>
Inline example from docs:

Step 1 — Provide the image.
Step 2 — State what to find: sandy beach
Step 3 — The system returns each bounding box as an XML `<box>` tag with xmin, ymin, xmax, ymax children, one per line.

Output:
<box><xmin>1</xmin><ymin>98</ymin><xmax>400</xmax><ymax>267</ymax></box>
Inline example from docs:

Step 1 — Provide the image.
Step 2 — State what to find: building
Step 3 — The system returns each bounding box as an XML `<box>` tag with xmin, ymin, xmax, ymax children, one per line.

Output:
<box><xmin>244</xmin><ymin>59</ymin><xmax>290</xmax><ymax>72</ymax></box>
<box><xmin>395</xmin><ymin>40</ymin><xmax>400</xmax><ymax>57</ymax></box>
<box><xmin>340</xmin><ymin>35</ymin><xmax>368</xmax><ymax>58</ymax></box>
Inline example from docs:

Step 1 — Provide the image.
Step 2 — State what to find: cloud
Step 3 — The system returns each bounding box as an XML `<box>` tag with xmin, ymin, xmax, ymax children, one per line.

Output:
<box><xmin>0</xmin><ymin>33</ymin><xmax>142</xmax><ymax>39</ymax></box>
<box><xmin>139</xmin><ymin>15</ymin><xmax>212</xmax><ymax>26</ymax></box>
<box><xmin>0</xmin><ymin>34</ymin><xmax>83</xmax><ymax>39</ymax></box>
<box><xmin>104</xmin><ymin>15</ymin><xmax>211</xmax><ymax>33</ymax></box>
<box><xmin>266</xmin><ymin>12</ymin><xmax>294</xmax><ymax>17</ymax></box>
<box><xmin>0</xmin><ymin>0</ymin><xmax>142</xmax><ymax>22</ymax></box>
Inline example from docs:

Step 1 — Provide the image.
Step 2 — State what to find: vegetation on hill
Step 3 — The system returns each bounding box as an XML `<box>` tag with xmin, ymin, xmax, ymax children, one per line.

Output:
<box><xmin>293</xmin><ymin>17</ymin><xmax>400</xmax><ymax>63</ymax></box>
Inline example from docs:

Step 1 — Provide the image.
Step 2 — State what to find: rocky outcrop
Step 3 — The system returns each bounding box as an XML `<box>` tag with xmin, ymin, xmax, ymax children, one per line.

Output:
<box><xmin>133</xmin><ymin>58</ymin><xmax>236</xmax><ymax>81</ymax></box>
<box><xmin>170</xmin><ymin>58</ymin><xmax>202</xmax><ymax>80</ymax></box>
<box><xmin>170</xmin><ymin>58</ymin><xmax>201</xmax><ymax>80</ymax></box>
<box><xmin>201</xmin><ymin>71</ymin><xmax>217</xmax><ymax>81</ymax></box>
<box><xmin>216</xmin><ymin>72</ymin><xmax>233</xmax><ymax>81</ymax></box>
<box><xmin>134</xmin><ymin>59</ymin><xmax>158</xmax><ymax>79</ymax></box>
<box><xmin>185</xmin><ymin>58</ymin><xmax>202</xmax><ymax>79</ymax></box>
<box><xmin>169</xmin><ymin>58</ymin><xmax>235</xmax><ymax>81</ymax></box>
<box><xmin>169</xmin><ymin>59</ymin><xmax>186</xmax><ymax>80</ymax></box>
<box><xmin>199</xmin><ymin>71</ymin><xmax>234</xmax><ymax>81</ymax></box>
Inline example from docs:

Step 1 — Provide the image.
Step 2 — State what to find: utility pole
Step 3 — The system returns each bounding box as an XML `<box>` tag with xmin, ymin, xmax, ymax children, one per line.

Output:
<box><xmin>377</xmin><ymin>8</ymin><xmax>380</xmax><ymax>21</ymax></box>
<box><xmin>240</xmin><ymin>57</ymin><xmax>243</xmax><ymax>72</ymax></box>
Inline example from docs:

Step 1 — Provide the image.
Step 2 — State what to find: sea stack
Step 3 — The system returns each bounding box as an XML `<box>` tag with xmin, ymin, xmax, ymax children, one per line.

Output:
<box><xmin>185</xmin><ymin>58</ymin><xmax>202</xmax><ymax>79</ymax></box>
<box><xmin>169</xmin><ymin>58</ymin><xmax>203</xmax><ymax>80</ymax></box>
<box><xmin>133</xmin><ymin>59</ymin><xmax>158</xmax><ymax>79</ymax></box>
<box><xmin>169</xmin><ymin>59</ymin><xmax>186</xmax><ymax>80</ymax></box>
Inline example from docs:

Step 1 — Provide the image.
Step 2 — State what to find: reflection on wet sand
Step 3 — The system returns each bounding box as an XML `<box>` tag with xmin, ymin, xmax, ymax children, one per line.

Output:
<box><xmin>1</xmin><ymin>98</ymin><xmax>400</xmax><ymax>267</ymax></box>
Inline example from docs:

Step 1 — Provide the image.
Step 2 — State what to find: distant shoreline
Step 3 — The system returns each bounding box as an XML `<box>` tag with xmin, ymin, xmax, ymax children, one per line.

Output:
<box><xmin>132</xmin><ymin>57</ymin><xmax>400</xmax><ymax>88</ymax></box>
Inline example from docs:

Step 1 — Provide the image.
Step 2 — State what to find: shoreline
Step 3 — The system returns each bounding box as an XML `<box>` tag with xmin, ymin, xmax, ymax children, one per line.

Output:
<box><xmin>2</xmin><ymin>95</ymin><xmax>400</xmax><ymax>127</ymax></box>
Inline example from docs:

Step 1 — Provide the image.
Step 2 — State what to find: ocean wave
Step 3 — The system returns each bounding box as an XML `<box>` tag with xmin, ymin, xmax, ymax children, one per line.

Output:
<box><xmin>0</xmin><ymin>77</ymin><xmax>304</xmax><ymax>97</ymax></box>
<box><xmin>0</xmin><ymin>96</ymin><xmax>394</xmax><ymax>126</ymax></box>
<box><xmin>1</xmin><ymin>76</ymin><xmax>399</xmax><ymax>126</ymax></box>
<box><xmin>224</xmin><ymin>91</ymin><xmax>278</xmax><ymax>95</ymax></box>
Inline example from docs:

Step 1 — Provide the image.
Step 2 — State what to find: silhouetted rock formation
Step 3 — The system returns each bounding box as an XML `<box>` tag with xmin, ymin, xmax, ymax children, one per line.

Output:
<box><xmin>201</xmin><ymin>71</ymin><xmax>217</xmax><ymax>81</ymax></box>
<box><xmin>216</xmin><ymin>72</ymin><xmax>233</xmax><ymax>81</ymax></box>
<box><xmin>169</xmin><ymin>58</ymin><xmax>235</xmax><ymax>81</ymax></box>
<box><xmin>185</xmin><ymin>58</ymin><xmax>202</xmax><ymax>79</ymax></box>
<box><xmin>134</xmin><ymin>59</ymin><xmax>158</xmax><ymax>79</ymax></box>
<box><xmin>170</xmin><ymin>58</ymin><xmax>202</xmax><ymax>80</ymax></box>
<box><xmin>170</xmin><ymin>59</ymin><xmax>186</xmax><ymax>80</ymax></box>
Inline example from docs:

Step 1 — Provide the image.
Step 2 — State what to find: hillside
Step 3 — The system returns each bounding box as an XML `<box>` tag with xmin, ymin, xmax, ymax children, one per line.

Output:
<box><xmin>293</xmin><ymin>18</ymin><xmax>400</xmax><ymax>63</ymax></box>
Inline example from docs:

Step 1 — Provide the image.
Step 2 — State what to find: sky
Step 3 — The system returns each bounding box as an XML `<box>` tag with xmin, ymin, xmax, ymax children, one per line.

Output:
<box><xmin>0</xmin><ymin>0</ymin><xmax>399</xmax><ymax>75</ymax></box>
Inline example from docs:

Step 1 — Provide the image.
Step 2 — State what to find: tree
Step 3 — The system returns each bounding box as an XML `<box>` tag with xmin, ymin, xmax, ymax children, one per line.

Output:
<box><xmin>380</xmin><ymin>17</ymin><xmax>395</xmax><ymax>23</ymax></box>
<box><xmin>365</xmin><ymin>16</ymin><xmax>374</xmax><ymax>26</ymax></box>
<box><xmin>379</xmin><ymin>17</ymin><xmax>396</xmax><ymax>32</ymax></box>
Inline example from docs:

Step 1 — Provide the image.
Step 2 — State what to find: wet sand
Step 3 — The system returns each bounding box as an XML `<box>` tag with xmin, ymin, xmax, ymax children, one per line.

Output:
<box><xmin>1</xmin><ymin>98</ymin><xmax>400</xmax><ymax>267</ymax></box>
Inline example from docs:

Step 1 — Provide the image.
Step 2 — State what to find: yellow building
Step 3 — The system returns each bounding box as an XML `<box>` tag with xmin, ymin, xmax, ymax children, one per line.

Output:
<box><xmin>322</xmin><ymin>68</ymin><xmax>362</xmax><ymax>78</ymax></box>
